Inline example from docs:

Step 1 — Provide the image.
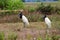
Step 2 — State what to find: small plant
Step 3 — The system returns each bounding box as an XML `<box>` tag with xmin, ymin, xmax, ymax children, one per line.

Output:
<box><xmin>0</xmin><ymin>32</ymin><xmax>5</xmax><ymax>40</ymax></box>
<box><xmin>57</xmin><ymin>11</ymin><xmax>60</xmax><ymax>15</ymax></box>
<box><xmin>46</xmin><ymin>35</ymin><xmax>52</xmax><ymax>40</ymax></box>
<box><xmin>37</xmin><ymin>36</ymin><xmax>42</xmax><ymax>40</ymax></box>
<box><xmin>8</xmin><ymin>32</ymin><xmax>17</xmax><ymax>40</ymax></box>
<box><xmin>28</xmin><ymin>6</ymin><xmax>36</xmax><ymax>13</ymax></box>
<box><xmin>26</xmin><ymin>34</ymin><xmax>32</xmax><ymax>40</ymax></box>
<box><xmin>52</xmin><ymin>35</ymin><xmax>60</xmax><ymax>40</ymax></box>
<box><xmin>56</xmin><ymin>7</ymin><xmax>60</xmax><ymax>14</ymax></box>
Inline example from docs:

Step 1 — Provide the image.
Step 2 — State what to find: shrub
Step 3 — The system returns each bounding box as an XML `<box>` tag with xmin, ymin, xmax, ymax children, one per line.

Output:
<box><xmin>28</xmin><ymin>6</ymin><xmax>36</xmax><ymax>13</ymax></box>
<box><xmin>0</xmin><ymin>32</ymin><xmax>5</xmax><ymax>40</ymax></box>
<box><xmin>0</xmin><ymin>0</ymin><xmax>25</xmax><ymax>10</ymax></box>
<box><xmin>57</xmin><ymin>11</ymin><xmax>60</xmax><ymax>14</ymax></box>
<box><xmin>37</xmin><ymin>3</ymin><xmax>45</xmax><ymax>12</ymax></box>
<box><xmin>0</xmin><ymin>11</ymin><xmax>18</xmax><ymax>17</ymax></box>
<box><xmin>52</xmin><ymin>35</ymin><xmax>60</xmax><ymax>40</ymax></box>
<box><xmin>46</xmin><ymin>35</ymin><xmax>52</xmax><ymax>40</ymax></box>
<box><xmin>5</xmin><ymin>0</ymin><xmax>24</xmax><ymax>10</ymax></box>
<box><xmin>0</xmin><ymin>0</ymin><xmax>6</xmax><ymax>9</ymax></box>
<box><xmin>55</xmin><ymin>7</ymin><xmax>60</xmax><ymax>14</ymax></box>
<box><xmin>37</xmin><ymin>3</ymin><xmax>54</xmax><ymax>15</ymax></box>
<box><xmin>37</xmin><ymin>36</ymin><xmax>42</xmax><ymax>40</ymax></box>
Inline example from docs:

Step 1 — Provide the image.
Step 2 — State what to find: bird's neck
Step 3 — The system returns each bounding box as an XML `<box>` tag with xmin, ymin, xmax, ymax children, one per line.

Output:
<box><xmin>20</xmin><ymin>15</ymin><xmax>22</xmax><ymax>19</ymax></box>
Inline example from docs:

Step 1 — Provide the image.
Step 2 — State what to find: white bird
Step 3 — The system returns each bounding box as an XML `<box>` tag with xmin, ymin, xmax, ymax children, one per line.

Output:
<box><xmin>44</xmin><ymin>15</ymin><xmax>51</xmax><ymax>36</ymax></box>
<box><xmin>43</xmin><ymin>15</ymin><xmax>51</xmax><ymax>29</ymax></box>
<box><xmin>19</xmin><ymin>11</ymin><xmax>29</xmax><ymax>27</ymax></box>
<box><xmin>43</xmin><ymin>15</ymin><xmax>51</xmax><ymax>34</ymax></box>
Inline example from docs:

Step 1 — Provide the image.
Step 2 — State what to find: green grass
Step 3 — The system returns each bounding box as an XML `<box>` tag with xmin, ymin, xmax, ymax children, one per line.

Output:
<box><xmin>0</xmin><ymin>32</ymin><xmax>5</xmax><ymax>40</ymax></box>
<box><xmin>8</xmin><ymin>32</ymin><xmax>17</xmax><ymax>40</ymax></box>
<box><xmin>37</xmin><ymin>36</ymin><xmax>42</xmax><ymax>40</ymax></box>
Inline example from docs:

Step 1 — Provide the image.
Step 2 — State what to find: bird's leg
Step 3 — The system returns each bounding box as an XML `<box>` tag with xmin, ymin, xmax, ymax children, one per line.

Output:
<box><xmin>24</xmin><ymin>23</ymin><xmax>25</xmax><ymax>28</ymax></box>
<box><xmin>47</xmin><ymin>26</ymin><xmax>50</xmax><ymax>34</ymax></box>
<box><xmin>46</xmin><ymin>25</ymin><xmax>49</xmax><ymax>37</ymax></box>
<box><xmin>46</xmin><ymin>25</ymin><xmax>51</xmax><ymax>39</ymax></box>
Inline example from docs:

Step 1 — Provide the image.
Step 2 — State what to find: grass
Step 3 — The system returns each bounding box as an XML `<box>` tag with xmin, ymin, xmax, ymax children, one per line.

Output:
<box><xmin>26</xmin><ymin>34</ymin><xmax>32</xmax><ymax>40</ymax></box>
<box><xmin>0</xmin><ymin>22</ymin><xmax>60</xmax><ymax>40</ymax></box>
<box><xmin>0</xmin><ymin>32</ymin><xmax>5</xmax><ymax>40</ymax></box>
<box><xmin>8</xmin><ymin>32</ymin><xmax>17</xmax><ymax>40</ymax></box>
<box><xmin>37</xmin><ymin>36</ymin><xmax>42</xmax><ymax>40</ymax></box>
<box><xmin>52</xmin><ymin>35</ymin><xmax>59</xmax><ymax>40</ymax></box>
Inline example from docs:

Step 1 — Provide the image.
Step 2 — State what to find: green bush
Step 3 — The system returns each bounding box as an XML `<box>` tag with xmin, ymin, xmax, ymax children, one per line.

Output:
<box><xmin>0</xmin><ymin>0</ymin><xmax>6</xmax><ymax>9</ymax></box>
<box><xmin>0</xmin><ymin>11</ymin><xmax>18</xmax><ymax>17</ymax></box>
<box><xmin>37</xmin><ymin>3</ymin><xmax>54</xmax><ymax>15</ymax></box>
<box><xmin>37</xmin><ymin>36</ymin><xmax>42</xmax><ymax>40</ymax></box>
<box><xmin>55</xmin><ymin>7</ymin><xmax>60</xmax><ymax>14</ymax></box>
<box><xmin>37</xmin><ymin>3</ymin><xmax>60</xmax><ymax>15</ymax></box>
<box><xmin>52</xmin><ymin>35</ymin><xmax>60</xmax><ymax>40</ymax></box>
<box><xmin>0</xmin><ymin>32</ymin><xmax>5</xmax><ymax>40</ymax></box>
<box><xmin>46</xmin><ymin>35</ymin><xmax>52</xmax><ymax>40</ymax></box>
<box><xmin>6</xmin><ymin>0</ymin><xmax>24</xmax><ymax>10</ymax></box>
<box><xmin>0</xmin><ymin>0</ymin><xmax>24</xmax><ymax>10</ymax></box>
<box><xmin>37</xmin><ymin>3</ymin><xmax>45</xmax><ymax>12</ymax></box>
<box><xmin>28</xmin><ymin>7</ymin><xmax>36</xmax><ymax>13</ymax></box>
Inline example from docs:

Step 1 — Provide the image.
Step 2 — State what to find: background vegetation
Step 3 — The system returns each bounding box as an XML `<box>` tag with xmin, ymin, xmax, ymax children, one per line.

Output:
<box><xmin>0</xmin><ymin>0</ymin><xmax>60</xmax><ymax>40</ymax></box>
<box><xmin>0</xmin><ymin>0</ymin><xmax>24</xmax><ymax>10</ymax></box>
<box><xmin>0</xmin><ymin>2</ymin><xmax>60</xmax><ymax>23</ymax></box>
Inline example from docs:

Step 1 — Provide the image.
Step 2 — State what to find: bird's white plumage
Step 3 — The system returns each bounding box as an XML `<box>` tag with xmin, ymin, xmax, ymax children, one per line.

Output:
<box><xmin>45</xmin><ymin>17</ymin><xmax>51</xmax><ymax>28</ymax></box>
<box><xmin>22</xmin><ymin>15</ymin><xmax>29</xmax><ymax>26</ymax></box>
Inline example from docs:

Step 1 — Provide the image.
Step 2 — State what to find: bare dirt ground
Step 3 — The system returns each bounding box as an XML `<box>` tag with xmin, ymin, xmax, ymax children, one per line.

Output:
<box><xmin>0</xmin><ymin>22</ymin><xmax>60</xmax><ymax>40</ymax></box>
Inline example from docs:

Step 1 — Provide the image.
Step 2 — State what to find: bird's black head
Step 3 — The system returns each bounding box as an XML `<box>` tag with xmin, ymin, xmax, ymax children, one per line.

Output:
<box><xmin>43</xmin><ymin>15</ymin><xmax>47</xmax><ymax>20</ymax></box>
<box><xmin>19</xmin><ymin>12</ymin><xmax>23</xmax><ymax>19</ymax></box>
